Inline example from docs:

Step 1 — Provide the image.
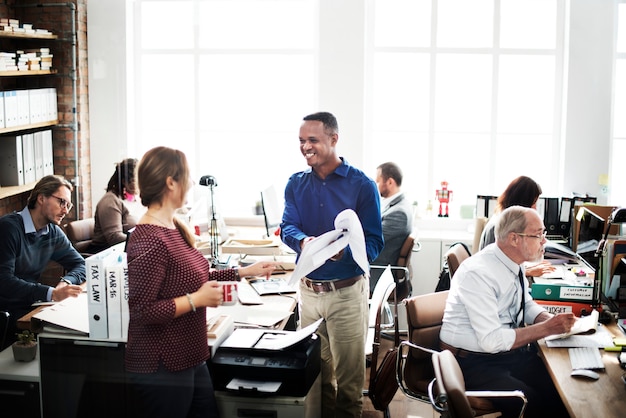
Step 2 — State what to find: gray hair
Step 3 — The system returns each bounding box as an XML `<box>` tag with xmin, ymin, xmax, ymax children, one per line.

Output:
<box><xmin>495</xmin><ymin>206</ymin><xmax>531</xmax><ymax>242</ymax></box>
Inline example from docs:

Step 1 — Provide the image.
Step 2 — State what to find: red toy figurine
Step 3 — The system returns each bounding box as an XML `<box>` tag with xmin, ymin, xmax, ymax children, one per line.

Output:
<box><xmin>435</xmin><ymin>181</ymin><xmax>452</xmax><ymax>217</ymax></box>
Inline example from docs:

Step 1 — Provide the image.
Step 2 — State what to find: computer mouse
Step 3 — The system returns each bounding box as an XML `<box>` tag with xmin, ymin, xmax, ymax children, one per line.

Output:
<box><xmin>570</xmin><ymin>369</ymin><xmax>600</xmax><ymax>380</ymax></box>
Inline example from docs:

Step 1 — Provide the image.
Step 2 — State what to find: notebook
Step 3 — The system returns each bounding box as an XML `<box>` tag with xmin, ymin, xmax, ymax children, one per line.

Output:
<box><xmin>250</xmin><ymin>278</ymin><xmax>296</xmax><ymax>295</ymax></box>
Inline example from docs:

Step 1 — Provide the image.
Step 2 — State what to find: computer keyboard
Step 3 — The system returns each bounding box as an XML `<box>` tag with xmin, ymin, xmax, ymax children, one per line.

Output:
<box><xmin>568</xmin><ymin>347</ymin><xmax>605</xmax><ymax>370</ymax></box>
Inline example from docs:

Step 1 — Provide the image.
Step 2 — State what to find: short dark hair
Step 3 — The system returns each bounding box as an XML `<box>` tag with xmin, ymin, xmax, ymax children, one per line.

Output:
<box><xmin>498</xmin><ymin>176</ymin><xmax>542</xmax><ymax>211</ymax></box>
<box><xmin>303</xmin><ymin>112</ymin><xmax>338</xmax><ymax>135</ymax></box>
<box><xmin>377</xmin><ymin>162</ymin><xmax>403</xmax><ymax>187</ymax></box>
<box><xmin>27</xmin><ymin>175</ymin><xmax>73</xmax><ymax>209</ymax></box>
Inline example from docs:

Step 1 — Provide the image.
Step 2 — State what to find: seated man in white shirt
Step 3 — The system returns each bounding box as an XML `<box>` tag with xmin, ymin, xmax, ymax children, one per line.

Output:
<box><xmin>440</xmin><ymin>205</ymin><xmax>575</xmax><ymax>418</ymax></box>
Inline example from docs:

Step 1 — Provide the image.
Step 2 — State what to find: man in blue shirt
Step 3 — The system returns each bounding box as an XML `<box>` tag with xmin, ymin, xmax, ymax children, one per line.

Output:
<box><xmin>0</xmin><ymin>175</ymin><xmax>85</xmax><ymax>349</ymax></box>
<box><xmin>281</xmin><ymin>112</ymin><xmax>383</xmax><ymax>418</ymax></box>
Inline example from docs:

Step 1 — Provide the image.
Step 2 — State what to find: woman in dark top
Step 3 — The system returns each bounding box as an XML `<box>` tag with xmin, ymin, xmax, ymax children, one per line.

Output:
<box><xmin>88</xmin><ymin>158</ymin><xmax>139</xmax><ymax>253</ymax></box>
<box><xmin>125</xmin><ymin>146</ymin><xmax>276</xmax><ymax>418</ymax></box>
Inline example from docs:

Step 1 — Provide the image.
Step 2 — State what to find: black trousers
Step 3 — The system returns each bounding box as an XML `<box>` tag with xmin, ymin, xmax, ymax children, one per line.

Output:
<box><xmin>127</xmin><ymin>361</ymin><xmax>219</xmax><ymax>418</ymax></box>
<box><xmin>457</xmin><ymin>346</ymin><xmax>569</xmax><ymax>418</ymax></box>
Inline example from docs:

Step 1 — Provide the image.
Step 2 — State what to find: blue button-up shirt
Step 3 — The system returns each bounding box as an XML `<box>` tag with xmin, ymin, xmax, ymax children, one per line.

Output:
<box><xmin>281</xmin><ymin>158</ymin><xmax>383</xmax><ymax>281</ymax></box>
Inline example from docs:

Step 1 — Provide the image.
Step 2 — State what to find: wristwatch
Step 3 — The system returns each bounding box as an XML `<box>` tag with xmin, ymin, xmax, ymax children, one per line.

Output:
<box><xmin>59</xmin><ymin>278</ymin><xmax>72</xmax><ymax>285</ymax></box>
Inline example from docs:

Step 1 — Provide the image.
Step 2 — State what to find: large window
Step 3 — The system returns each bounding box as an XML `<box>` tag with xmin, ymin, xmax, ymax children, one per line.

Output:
<box><xmin>130</xmin><ymin>0</ymin><xmax>570</xmax><ymax>218</ymax></box>
<box><xmin>368</xmin><ymin>0</ymin><xmax>565</xmax><ymax>212</ymax></box>
<box><xmin>130</xmin><ymin>0</ymin><xmax>317</xmax><ymax>217</ymax></box>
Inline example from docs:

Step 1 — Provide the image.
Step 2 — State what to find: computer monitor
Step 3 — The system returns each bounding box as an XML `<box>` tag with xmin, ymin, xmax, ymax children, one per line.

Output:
<box><xmin>260</xmin><ymin>185</ymin><xmax>283</xmax><ymax>238</ymax></box>
<box><xmin>574</xmin><ymin>207</ymin><xmax>605</xmax><ymax>271</ymax></box>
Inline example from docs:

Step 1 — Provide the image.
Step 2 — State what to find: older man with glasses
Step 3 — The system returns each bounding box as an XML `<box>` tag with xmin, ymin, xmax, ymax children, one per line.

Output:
<box><xmin>440</xmin><ymin>205</ymin><xmax>576</xmax><ymax>418</ymax></box>
<box><xmin>0</xmin><ymin>175</ymin><xmax>85</xmax><ymax>349</ymax></box>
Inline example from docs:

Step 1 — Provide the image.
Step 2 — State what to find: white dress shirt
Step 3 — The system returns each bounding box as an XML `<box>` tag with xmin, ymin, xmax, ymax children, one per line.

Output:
<box><xmin>440</xmin><ymin>243</ymin><xmax>545</xmax><ymax>353</ymax></box>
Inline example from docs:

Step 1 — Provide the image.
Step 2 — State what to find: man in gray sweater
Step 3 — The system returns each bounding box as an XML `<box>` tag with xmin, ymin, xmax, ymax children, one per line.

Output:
<box><xmin>0</xmin><ymin>175</ymin><xmax>85</xmax><ymax>349</ymax></box>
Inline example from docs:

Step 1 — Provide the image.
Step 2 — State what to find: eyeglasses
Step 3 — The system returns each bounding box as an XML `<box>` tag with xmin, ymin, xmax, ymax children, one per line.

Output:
<box><xmin>516</xmin><ymin>230</ymin><xmax>547</xmax><ymax>240</ymax></box>
<box><xmin>50</xmin><ymin>195</ymin><xmax>73</xmax><ymax>211</ymax></box>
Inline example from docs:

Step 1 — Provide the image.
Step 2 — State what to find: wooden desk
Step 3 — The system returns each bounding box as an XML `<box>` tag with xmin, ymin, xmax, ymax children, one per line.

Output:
<box><xmin>538</xmin><ymin>322</ymin><xmax>626</xmax><ymax>418</ymax></box>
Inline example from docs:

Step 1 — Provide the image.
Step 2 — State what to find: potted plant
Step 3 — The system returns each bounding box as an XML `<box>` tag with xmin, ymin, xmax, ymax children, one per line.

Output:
<box><xmin>12</xmin><ymin>330</ymin><xmax>37</xmax><ymax>362</ymax></box>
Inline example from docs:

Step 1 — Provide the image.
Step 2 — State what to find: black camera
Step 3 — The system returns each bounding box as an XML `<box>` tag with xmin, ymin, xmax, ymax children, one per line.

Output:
<box><xmin>199</xmin><ymin>175</ymin><xmax>217</xmax><ymax>187</ymax></box>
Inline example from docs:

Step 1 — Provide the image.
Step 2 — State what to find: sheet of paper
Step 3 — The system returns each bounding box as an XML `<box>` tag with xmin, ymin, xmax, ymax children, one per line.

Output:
<box><xmin>226</xmin><ymin>378</ymin><xmax>281</xmax><ymax>393</ymax></box>
<box><xmin>33</xmin><ymin>292</ymin><xmax>89</xmax><ymax>334</ymax></box>
<box><xmin>253</xmin><ymin>318</ymin><xmax>323</xmax><ymax>350</ymax></box>
<box><xmin>289</xmin><ymin>209</ymin><xmax>368</xmax><ymax>286</ymax></box>
<box><xmin>545</xmin><ymin>323</ymin><xmax>614</xmax><ymax>348</ymax></box>
<box><xmin>545</xmin><ymin>309</ymin><xmax>599</xmax><ymax>341</ymax></box>
<box><xmin>208</xmin><ymin>305</ymin><xmax>292</xmax><ymax>327</ymax></box>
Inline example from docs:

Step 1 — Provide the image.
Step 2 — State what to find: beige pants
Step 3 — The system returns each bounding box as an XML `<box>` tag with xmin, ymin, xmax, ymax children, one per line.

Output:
<box><xmin>299</xmin><ymin>277</ymin><xmax>368</xmax><ymax>418</ymax></box>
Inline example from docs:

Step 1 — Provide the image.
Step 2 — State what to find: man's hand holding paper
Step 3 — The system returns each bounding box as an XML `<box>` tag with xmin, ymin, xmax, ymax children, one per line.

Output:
<box><xmin>289</xmin><ymin>209</ymin><xmax>369</xmax><ymax>286</ymax></box>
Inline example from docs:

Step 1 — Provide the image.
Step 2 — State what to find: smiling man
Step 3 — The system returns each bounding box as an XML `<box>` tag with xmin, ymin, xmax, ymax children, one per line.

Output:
<box><xmin>281</xmin><ymin>112</ymin><xmax>383</xmax><ymax>418</ymax></box>
<box><xmin>440</xmin><ymin>205</ymin><xmax>575</xmax><ymax>417</ymax></box>
<box><xmin>0</xmin><ymin>175</ymin><xmax>85</xmax><ymax>349</ymax></box>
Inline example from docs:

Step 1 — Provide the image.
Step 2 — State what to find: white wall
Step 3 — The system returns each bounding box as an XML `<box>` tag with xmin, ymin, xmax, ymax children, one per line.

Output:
<box><xmin>87</xmin><ymin>0</ymin><xmax>130</xmax><ymax>210</ymax></box>
<box><xmin>87</xmin><ymin>0</ymin><xmax>617</xmax><ymax>212</ymax></box>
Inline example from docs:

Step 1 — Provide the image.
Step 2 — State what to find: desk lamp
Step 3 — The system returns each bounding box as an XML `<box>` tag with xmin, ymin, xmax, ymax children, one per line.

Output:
<box><xmin>594</xmin><ymin>207</ymin><xmax>626</xmax><ymax>320</ymax></box>
<box><xmin>199</xmin><ymin>175</ymin><xmax>219</xmax><ymax>266</ymax></box>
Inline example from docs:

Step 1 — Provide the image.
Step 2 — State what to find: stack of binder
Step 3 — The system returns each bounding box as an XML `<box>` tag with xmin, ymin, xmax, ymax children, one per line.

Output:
<box><xmin>0</xmin><ymin>129</ymin><xmax>53</xmax><ymax>186</ymax></box>
<box><xmin>86</xmin><ymin>243</ymin><xmax>129</xmax><ymax>340</ymax></box>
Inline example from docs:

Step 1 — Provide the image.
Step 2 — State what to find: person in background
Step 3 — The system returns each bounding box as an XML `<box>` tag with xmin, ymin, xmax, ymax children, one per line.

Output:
<box><xmin>440</xmin><ymin>206</ymin><xmax>574</xmax><ymax>418</ymax></box>
<box><xmin>369</xmin><ymin>161</ymin><xmax>413</xmax><ymax>295</ymax></box>
<box><xmin>479</xmin><ymin>175</ymin><xmax>554</xmax><ymax>277</ymax></box>
<box><xmin>281</xmin><ymin>112</ymin><xmax>383</xmax><ymax>418</ymax></box>
<box><xmin>88</xmin><ymin>158</ymin><xmax>139</xmax><ymax>253</ymax></box>
<box><xmin>125</xmin><ymin>146</ymin><xmax>276</xmax><ymax>418</ymax></box>
<box><xmin>0</xmin><ymin>175</ymin><xmax>85</xmax><ymax>349</ymax></box>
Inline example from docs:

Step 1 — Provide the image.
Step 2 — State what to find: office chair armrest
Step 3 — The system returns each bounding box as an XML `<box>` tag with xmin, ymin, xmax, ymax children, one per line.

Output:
<box><xmin>427</xmin><ymin>378</ymin><xmax>447</xmax><ymax>414</ymax></box>
<box><xmin>465</xmin><ymin>390</ymin><xmax>527</xmax><ymax>418</ymax></box>
<box><xmin>396</xmin><ymin>340</ymin><xmax>438</xmax><ymax>403</ymax></box>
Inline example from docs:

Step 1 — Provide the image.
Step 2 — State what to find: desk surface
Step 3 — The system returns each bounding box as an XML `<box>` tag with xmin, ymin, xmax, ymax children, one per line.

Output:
<box><xmin>538</xmin><ymin>322</ymin><xmax>626</xmax><ymax>418</ymax></box>
<box><xmin>0</xmin><ymin>344</ymin><xmax>40</xmax><ymax>382</ymax></box>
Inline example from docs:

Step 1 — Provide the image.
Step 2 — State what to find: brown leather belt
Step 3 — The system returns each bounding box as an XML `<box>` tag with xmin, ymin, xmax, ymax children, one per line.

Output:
<box><xmin>440</xmin><ymin>341</ymin><xmax>529</xmax><ymax>359</ymax></box>
<box><xmin>440</xmin><ymin>341</ymin><xmax>475</xmax><ymax>358</ymax></box>
<box><xmin>301</xmin><ymin>275</ymin><xmax>362</xmax><ymax>293</ymax></box>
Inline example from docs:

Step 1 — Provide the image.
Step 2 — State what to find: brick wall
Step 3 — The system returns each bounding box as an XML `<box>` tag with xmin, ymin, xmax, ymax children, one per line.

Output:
<box><xmin>0</xmin><ymin>0</ymin><xmax>90</xmax><ymax>220</ymax></box>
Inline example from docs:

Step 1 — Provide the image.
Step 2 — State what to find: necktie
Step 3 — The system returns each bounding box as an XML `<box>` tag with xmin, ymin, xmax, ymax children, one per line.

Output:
<box><xmin>518</xmin><ymin>268</ymin><xmax>526</xmax><ymax>327</ymax></box>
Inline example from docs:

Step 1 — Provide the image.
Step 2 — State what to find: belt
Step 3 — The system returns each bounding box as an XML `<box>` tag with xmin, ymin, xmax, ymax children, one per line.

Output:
<box><xmin>440</xmin><ymin>341</ymin><xmax>531</xmax><ymax>359</ymax></box>
<box><xmin>301</xmin><ymin>275</ymin><xmax>362</xmax><ymax>293</ymax></box>
<box><xmin>439</xmin><ymin>341</ymin><xmax>486</xmax><ymax>359</ymax></box>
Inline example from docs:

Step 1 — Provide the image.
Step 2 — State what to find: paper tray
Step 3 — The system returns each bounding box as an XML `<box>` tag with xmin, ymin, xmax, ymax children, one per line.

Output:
<box><xmin>221</xmin><ymin>239</ymin><xmax>281</xmax><ymax>255</ymax></box>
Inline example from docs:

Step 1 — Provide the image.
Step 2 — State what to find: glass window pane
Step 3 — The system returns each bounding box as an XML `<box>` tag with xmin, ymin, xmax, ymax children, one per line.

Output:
<box><xmin>198</xmin><ymin>54</ymin><xmax>315</xmax><ymax>131</ymax></box>
<box><xmin>498</xmin><ymin>55</ymin><xmax>555</xmax><ymax>134</ymax></box>
<box><xmin>434</xmin><ymin>54</ymin><xmax>493</xmax><ymax>132</ymax></box>
<box><xmin>196</xmin><ymin>131</ymin><xmax>304</xmax><ymax>217</ymax></box>
<box><xmin>618</xmin><ymin>4</ymin><xmax>626</xmax><ymax>53</ymax></box>
<box><xmin>610</xmin><ymin>139</ymin><xmax>626</xmax><ymax>206</ymax></box>
<box><xmin>437</xmin><ymin>0</ymin><xmax>494</xmax><ymax>48</ymax></box>
<box><xmin>500</xmin><ymin>0</ymin><xmax>557</xmax><ymax>49</ymax></box>
<box><xmin>432</xmin><ymin>133</ymin><xmax>491</xmax><ymax>208</ymax></box>
<box><xmin>493</xmin><ymin>134</ymin><xmax>552</xmax><ymax>191</ymax></box>
<box><xmin>372</xmin><ymin>53</ymin><xmax>430</xmax><ymax>131</ymax></box>
<box><xmin>199</xmin><ymin>0</ymin><xmax>316</xmax><ymax>49</ymax></box>
<box><xmin>614</xmin><ymin>60</ymin><xmax>626</xmax><ymax>137</ymax></box>
<box><xmin>139</xmin><ymin>55</ymin><xmax>195</xmax><ymax>129</ymax></box>
<box><xmin>374</xmin><ymin>0</ymin><xmax>431</xmax><ymax>47</ymax></box>
<box><xmin>368</xmin><ymin>132</ymin><xmax>429</xmax><ymax>208</ymax></box>
<box><xmin>141</xmin><ymin>1</ymin><xmax>194</xmax><ymax>49</ymax></box>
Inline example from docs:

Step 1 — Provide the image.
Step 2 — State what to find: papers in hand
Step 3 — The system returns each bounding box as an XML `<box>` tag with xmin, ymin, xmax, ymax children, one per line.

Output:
<box><xmin>289</xmin><ymin>209</ymin><xmax>369</xmax><ymax>286</ymax></box>
<box><xmin>545</xmin><ymin>309</ymin><xmax>599</xmax><ymax>341</ymax></box>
